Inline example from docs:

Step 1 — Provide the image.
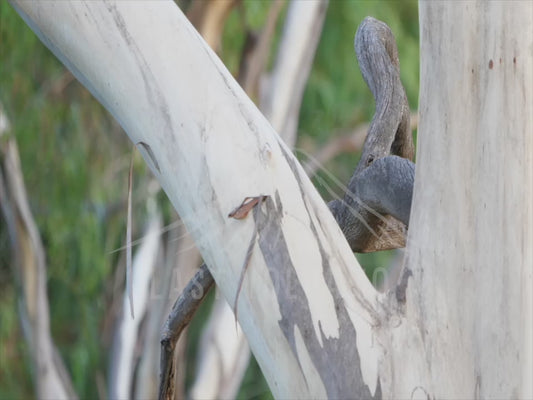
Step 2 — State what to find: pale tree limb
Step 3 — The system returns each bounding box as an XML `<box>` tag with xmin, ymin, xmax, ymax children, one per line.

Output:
<box><xmin>126</xmin><ymin>148</ymin><xmax>134</xmax><ymax>319</ymax></box>
<box><xmin>187</xmin><ymin>2</ymin><xmax>329</xmax><ymax>398</ymax></box>
<box><xmin>135</xmin><ymin>215</ymin><xmax>202</xmax><ymax>400</ymax></box>
<box><xmin>114</xmin><ymin>2</ymin><xmax>238</xmax><ymax>395</ymax></box>
<box><xmin>0</xmin><ymin>105</ymin><xmax>77</xmax><ymax>400</ymax></box>
<box><xmin>260</xmin><ymin>0</ymin><xmax>328</xmax><ymax>147</ymax></box>
<box><xmin>387</xmin><ymin>3</ymin><xmax>532</xmax><ymax>397</ymax></box>
<box><xmin>108</xmin><ymin>201</ymin><xmax>163</xmax><ymax>399</ymax></box>
<box><xmin>156</xmin><ymin>2</ymin><xmax>243</xmax><ymax>397</ymax></box>
<box><xmin>186</xmin><ymin>0</ymin><xmax>238</xmax><ymax>54</ymax></box>
<box><xmin>189</xmin><ymin>291</ymin><xmax>251</xmax><ymax>400</ymax></box>
<box><xmin>237</xmin><ymin>0</ymin><xmax>285</xmax><ymax>98</ymax></box>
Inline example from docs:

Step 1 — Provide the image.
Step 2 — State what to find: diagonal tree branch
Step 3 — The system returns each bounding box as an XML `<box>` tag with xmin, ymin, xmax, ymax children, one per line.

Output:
<box><xmin>0</xmin><ymin>105</ymin><xmax>77</xmax><ymax>400</ymax></box>
<box><xmin>9</xmin><ymin>3</ymin><xmax>383</xmax><ymax>397</ymax></box>
<box><xmin>159</xmin><ymin>263</ymin><xmax>214</xmax><ymax>400</ymax></box>
<box><xmin>166</xmin><ymin>2</ymin><xmax>330</xmax><ymax>398</ymax></box>
<box><xmin>161</xmin><ymin>11</ymin><xmax>414</xmax><ymax>398</ymax></box>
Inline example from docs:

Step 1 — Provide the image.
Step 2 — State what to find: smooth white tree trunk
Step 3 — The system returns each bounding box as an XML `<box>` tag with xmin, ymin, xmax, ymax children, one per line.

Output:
<box><xmin>10</xmin><ymin>0</ymin><xmax>532</xmax><ymax>398</ymax></box>
<box><xmin>393</xmin><ymin>2</ymin><xmax>532</xmax><ymax>398</ymax></box>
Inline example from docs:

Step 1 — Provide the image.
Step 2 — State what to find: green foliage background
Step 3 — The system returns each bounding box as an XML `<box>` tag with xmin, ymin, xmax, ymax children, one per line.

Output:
<box><xmin>0</xmin><ymin>1</ymin><xmax>418</xmax><ymax>398</ymax></box>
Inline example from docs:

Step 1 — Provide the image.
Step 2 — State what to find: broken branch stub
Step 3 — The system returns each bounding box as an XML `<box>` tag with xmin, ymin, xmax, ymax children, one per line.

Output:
<box><xmin>328</xmin><ymin>16</ymin><xmax>415</xmax><ymax>253</ymax></box>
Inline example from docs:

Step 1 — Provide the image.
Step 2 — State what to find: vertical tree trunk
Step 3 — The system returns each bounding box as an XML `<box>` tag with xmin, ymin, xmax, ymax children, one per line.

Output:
<box><xmin>0</xmin><ymin>106</ymin><xmax>77</xmax><ymax>400</ymax></box>
<box><xmin>383</xmin><ymin>2</ymin><xmax>532</xmax><ymax>398</ymax></box>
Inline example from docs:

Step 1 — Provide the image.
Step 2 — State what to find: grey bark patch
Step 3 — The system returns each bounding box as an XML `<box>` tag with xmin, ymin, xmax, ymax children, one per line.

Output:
<box><xmin>396</xmin><ymin>267</ymin><xmax>412</xmax><ymax>304</ymax></box>
<box><xmin>258</xmin><ymin>146</ymin><xmax>381</xmax><ymax>398</ymax></box>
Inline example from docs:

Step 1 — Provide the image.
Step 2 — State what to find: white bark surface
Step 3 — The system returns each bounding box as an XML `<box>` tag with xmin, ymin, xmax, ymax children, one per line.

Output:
<box><xmin>380</xmin><ymin>2</ymin><xmax>532</xmax><ymax>398</ymax></box>
<box><xmin>109</xmin><ymin>210</ymin><xmax>162</xmax><ymax>399</ymax></box>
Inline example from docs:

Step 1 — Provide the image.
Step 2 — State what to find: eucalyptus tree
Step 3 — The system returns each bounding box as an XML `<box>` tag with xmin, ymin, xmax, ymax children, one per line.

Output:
<box><xmin>9</xmin><ymin>1</ymin><xmax>532</xmax><ymax>398</ymax></box>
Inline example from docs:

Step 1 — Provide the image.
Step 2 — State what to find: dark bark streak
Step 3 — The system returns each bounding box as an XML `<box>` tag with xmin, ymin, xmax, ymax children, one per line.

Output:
<box><xmin>395</xmin><ymin>267</ymin><xmax>412</xmax><ymax>305</ymax></box>
<box><xmin>136</xmin><ymin>141</ymin><xmax>161</xmax><ymax>173</ymax></box>
<box><xmin>278</xmin><ymin>145</ymin><xmax>382</xmax><ymax>399</ymax></box>
<box><xmin>106</xmin><ymin>3</ymin><xmax>173</xmax><ymax>140</ymax></box>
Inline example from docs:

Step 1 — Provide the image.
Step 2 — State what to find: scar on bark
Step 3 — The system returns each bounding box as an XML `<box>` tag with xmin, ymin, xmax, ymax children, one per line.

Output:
<box><xmin>158</xmin><ymin>195</ymin><xmax>267</xmax><ymax>399</ymax></box>
<box><xmin>229</xmin><ymin>195</ymin><xmax>269</xmax><ymax>321</ymax></box>
<box><xmin>158</xmin><ymin>16</ymin><xmax>415</xmax><ymax>397</ymax></box>
<box><xmin>136</xmin><ymin>141</ymin><xmax>161</xmax><ymax>173</ymax></box>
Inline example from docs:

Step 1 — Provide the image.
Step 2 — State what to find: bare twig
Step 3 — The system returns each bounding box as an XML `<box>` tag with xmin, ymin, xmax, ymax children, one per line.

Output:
<box><xmin>126</xmin><ymin>147</ymin><xmax>134</xmax><ymax>318</ymax></box>
<box><xmin>0</xmin><ymin>106</ymin><xmax>77</xmax><ymax>400</ymax></box>
<box><xmin>158</xmin><ymin>263</ymin><xmax>215</xmax><ymax>400</ymax></box>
